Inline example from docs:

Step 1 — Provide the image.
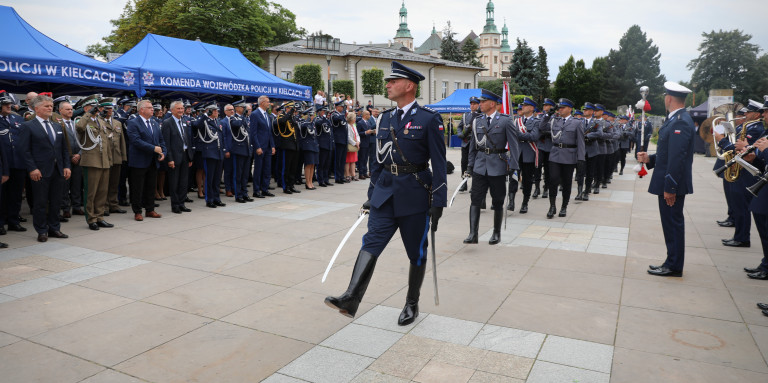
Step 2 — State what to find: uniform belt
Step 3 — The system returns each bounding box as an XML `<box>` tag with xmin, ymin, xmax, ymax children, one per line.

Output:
<box><xmin>384</xmin><ymin>163</ymin><xmax>428</xmax><ymax>176</ymax></box>
<box><xmin>555</xmin><ymin>143</ymin><xmax>577</xmax><ymax>148</ymax></box>
<box><xmin>480</xmin><ymin>147</ymin><xmax>508</xmax><ymax>154</ymax></box>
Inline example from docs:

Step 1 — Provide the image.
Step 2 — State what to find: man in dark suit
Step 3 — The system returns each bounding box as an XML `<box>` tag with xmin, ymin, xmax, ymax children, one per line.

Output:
<box><xmin>162</xmin><ymin>100</ymin><xmax>193</xmax><ymax>214</ymax></box>
<box><xmin>249</xmin><ymin>96</ymin><xmax>275</xmax><ymax>198</ymax></box>
<box><xmin>356</xmin><ymin>110</ymin><xmax>372</xmax><ymax>179</ymax></box>
<box><xmin>638</xmin><ymin>82</ymin><xmax>695</xmax><ymax>277</ymax></box>
<box><xmin>16</xmin><ymin>95</ymin><xmax>71</xmax><ymax>242</ymax></box>
<box><xmin>126</xmin><ymin>100</ymin><xmax>166</xmax><ymax>221</ymax></box>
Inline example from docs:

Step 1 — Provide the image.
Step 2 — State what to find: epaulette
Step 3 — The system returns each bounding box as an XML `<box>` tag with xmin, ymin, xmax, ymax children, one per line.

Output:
<box><xmin>499</xmin><ymin>113</ymin><xmax>509</xmax><ymax>117</ymax></box>
<box><xmin>420</xmin><ymin>106</ymin><xmax>438</xmax><ymax>114</ymax></box>
<box><xmin>382</xmin><ymin>107</ymin><xmax>396</xmax><ymax>114</ymax></box>
<box><xmin>745</xmin><ymin>119</ymin><xmax>763</xmax><ymax>128</ymax></box>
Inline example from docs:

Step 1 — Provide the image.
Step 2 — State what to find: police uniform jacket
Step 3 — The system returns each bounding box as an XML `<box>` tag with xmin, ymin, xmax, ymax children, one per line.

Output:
<box><xmin>603</xmin><ymin>122</ymin><xmax>617</xmax><ymax>153</ymax></box>
<box><xmin>76</xmin><ymin>116</ymin><xmax>111</xmax><ymax>169</ymax></box>
<box><xmin>368</xmin><ymin>104</ymin><xmax>447</xmax><ymax>217</ymax></box>
<box><xmin>595</xmin><ymin>119</ymin><xmax>609</xmax><ymax>155</ymax></box>
<box><xmin>550</xmin><ymin>115</ymin><xmax>586</xmax><ymax>164</ymax></box>
<box><xmin>248</xmin><ymin>108</ymin><xmax>275</xmax><ymax>151</ymax></box>
<box><xmin>298</xmin><ymin>119</ymin><xmax>320</xmax><ymax>153</ymax></box>
<box><xmin>222</xmin><ymin>115</ymin><xmax>251</xmax><ymax>157</ymax></box>
<box><xmin>275</xmin><ymin>112</ymin><xmax>299</xmax><ymax>151</ymax></box>
<box><xmin>0</xmin><ymin>113</ymin><xmax>26</xmax><ymax>169</ymax></box>
<box><xmin>468</xmin><ymin>112</ymin><xmax>520</xmax><ymax>176</ymax></box>
<box><xmin>192</xmin><ymin>115</ymin><xmax>226</xmax><ymax>160</ymax></box>
<box><xmin>126</xmin><ymin>116</ymin><xmax>167</xmax><ymax>168</ymax></box>
<box><xmin>314</xmin><ymin>115</ymin><xmax>333</xmax><ymax>150</ymax></box>
<box><xmin>100</xmin><ymin>117</ymin><xmax>127</xmax><ymax>166</ymax></box>
<box><xmin>456</xmin><ymin>111</ymin><xmax>479</xmax><ymax>147</ymax></box>
<box><xmin>749</xmin><ymin>150</ymin><xmax>768</xmax><ymax>215</ymax></box>
<box><xmin>17</xmin><ymin>118</ymin><xmax>71</xmax><ymax>177</ymax></box>
<box><xmin>619</xmin><ymin>123</ymin><xmax>634</xmax><ymax>149</ymax></box>
<box><xmin>330</xmin><ymin>110</ymin><xmax>348</xmax><ymax>145</ymax></box>
<box><xmin>114</xmin><ymin>108</ymin><xmax>130</xmax><ymax>125</ymax></box>
<box><xmin>514</xmin><ymin>115</ymin><xmax>540</xmax><ymax>163</ymax></box>
<box><xmin>583</xmin><ymin>118</ymin><xmax>603</xmax><ymax>158</ymax></box>
<box><xmin>537</xmin><ymin>112</ymin><xmax>554</xmax><ymax>152</ymax></box>
<box><xmin>646</xmin><ymin>109</ymin><xmax>695</xmax><ymax>196</ymax></box>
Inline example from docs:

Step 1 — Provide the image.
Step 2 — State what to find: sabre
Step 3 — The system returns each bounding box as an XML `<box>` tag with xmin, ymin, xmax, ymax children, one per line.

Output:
<box><xmin>638</xmin><ymin>86</ymin><xmax>650</xmax><ymax>178</ymax></box>
<box><xmin>322</xmin><ymin>209</ymin><xmax>369</xmax><ymax>283</ymax></box>
<box><xmin>430</xmin><ymin>222</ymin><xmax>439</xmax><ymax>305</ymax></box>
<box><xmin>449</xmin><ymin>176</ymin><xmax>470</xmax><ymax>207</ymax></box>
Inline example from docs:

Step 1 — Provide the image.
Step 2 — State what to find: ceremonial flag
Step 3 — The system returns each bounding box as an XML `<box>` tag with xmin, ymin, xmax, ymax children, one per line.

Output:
<box><xmin>502</xmin><ymin>81</ymin><xmax>510</xmax><ymax>115</ymax></box>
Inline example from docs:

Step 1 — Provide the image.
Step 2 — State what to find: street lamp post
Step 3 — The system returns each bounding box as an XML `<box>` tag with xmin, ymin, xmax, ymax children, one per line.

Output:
<box><xmin>326</xmin><ymin>55</ymin><xmax>332</xmax><ymax>98</ymax></box>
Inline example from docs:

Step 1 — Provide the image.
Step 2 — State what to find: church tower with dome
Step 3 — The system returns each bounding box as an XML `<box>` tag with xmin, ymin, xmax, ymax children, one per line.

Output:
<box><xmin>393</xmin><ymin>1</ymin><xmax>414</xmax><ymax>51</ymax></box>
<box><xmin>478</xmin><ymin>0</ymin><xmax>502</xmax><ymax>78</ymax></box>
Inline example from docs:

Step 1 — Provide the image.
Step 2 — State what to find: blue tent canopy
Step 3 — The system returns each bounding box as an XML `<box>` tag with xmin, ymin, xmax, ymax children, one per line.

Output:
<box><xmin>111</xmin><ymin>34</ymin><xmax>311</xmax><ymax>101</ymax></box>
<box><xmin>0</xmin><ymin>6</ymin><xmax>139</xmax><ymax>95</ymax></box>
<box><xmin>425</xmin><ymin>89</ymin><xmax>482</xmax><ymax>113</ymax></box>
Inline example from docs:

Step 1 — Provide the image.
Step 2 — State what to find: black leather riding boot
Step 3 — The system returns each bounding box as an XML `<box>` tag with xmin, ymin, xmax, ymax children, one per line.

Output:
<box><xmin>532</xmin><ymin>182</ymin><xmax>540</xmax><ymax>199</ymax></box>
<box><xmin>398</xmin><ymin>263</ymin><xmax>426</xmax><ymax>326</ymax></box>
<box><xmin>519</xmin><ymin>196</ymin><xmax>529</xmax><ymax>214</ymax></box>
<box><xmin>489</xmin><ymin>208</ymin><xmax>503</xmax><ymax>245</ymax></box>
<box><xmin>324</xmin><ymin>250</ymin><xmax>377</xmax><ymax>318</ymax></box>
<box><xmin>463</xmin><ymin>205</ymin><xmax>481</xmax><ymax>244</ymax></box>
<box><xmin>559</xmin><ymin>201</ymin><xmax>568</xmax><ymax>217</ymax></box>
<box><xmin>547</xmin><ymin>204</ymin><xmax>556</xmax><ymax>219</ymax></box>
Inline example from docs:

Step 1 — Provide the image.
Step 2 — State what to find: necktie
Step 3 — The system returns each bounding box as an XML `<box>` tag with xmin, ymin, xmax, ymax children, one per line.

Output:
<box><xmin>146</xmin><ymin>119</ymin><xmax>153</xmax><ymax>135</ymax></box>
<box><xmin>178</xmin><ymin>119</ymin><xmax>187</xmax><ymax>147</ymax></box>
<box><xmin>397</xmin><ymin>109</ymin><xmax>404</xmax><ymax>124</ymax></box>
<box><xmin>487</xmin><ymin>116</ymin><xmax>491</xmax><ymax>127</ymax></box>
<box><xmin>43</xmin><ymin>120</ymin><xmax>55</xmax><ymax>144</ymax></box>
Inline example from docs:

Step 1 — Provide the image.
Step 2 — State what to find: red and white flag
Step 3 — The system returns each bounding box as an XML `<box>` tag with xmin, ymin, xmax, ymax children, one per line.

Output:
<box><xmin>502</xmin><ymin>82</ymin><xmax>510</xmax><ymax>115</ymax></box>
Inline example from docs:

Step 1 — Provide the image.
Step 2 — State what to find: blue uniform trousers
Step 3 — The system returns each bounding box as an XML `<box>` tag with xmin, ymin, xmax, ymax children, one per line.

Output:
<box><xmin>223</xmin><ymin>156</ymin><xmax>234</xmax><ymax>193</ymax></box>
<box><xmin>334</xmin><ymin>143</ymin><xmax>347</xmax><ymax>181</ymax></box>
<box><xmin>730</xmin><ymin>183</ymin><xmax>752</xmax><ymax>242</ymax></box>
<box><xmin>361</xmin><ymin>198</ymin><xmax>431</xmax><ymax>266</ymax></box>
<box><xmin>318</xmin><ymin>149</ymin><xmax>332</xmax><ymax>185</ymax></box>
<box><xmin>659</xmin><ymin>194</ymin><xmax>686</xmax><ymax>271</ymax></box>
<box><xmin>752</xmin><ymin>212</ymin><xmax>768</xmax><ymax>272</ymax></box>
<box><xmin>723</xmin><ymin>178</ymin><xmax>734</xmax><ymax>223</ymax></box>
<box><xmin>203</xmin><ymin>158</ymin><xmax>223</xmax><ymax>203</ymax></box>
<box><xmin>252</xmin><ymin>152</ymin><xmax>271</xmax><ymax>193</ymax></box>
<box><xmin>231</xmin><ymin>154</ymin><xmax>250</xmax><ymax>199</ymax></box>
<box><xmin>368</xmin><ymin>143</ymin><xmax>376</xmax><ymax>177</ymax></box>
<box><xmin>0</xmin><ymin>168</ymin><xmax>26</xmax><ymax>226</ymax></box>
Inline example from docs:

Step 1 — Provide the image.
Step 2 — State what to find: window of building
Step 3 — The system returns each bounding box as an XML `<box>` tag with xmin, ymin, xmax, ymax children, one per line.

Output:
<box><xmin>330</xmin><ymin>74</ymin><xmax>338</xmax><ymax>81</ymax></box>
<box><xmin>442</xmin><ymin>81</ymin><xmax>448</xmax><ymax>99</ymax></box>
<box><xmin>484</xmin><ymin>38</ymin><xmax>488</xmax><ymax>46</ymax></box>
<box><xmin>494</xmin><ymin>56</ymin><xmax>497</xmax><ymax>64</ymax></box>
<box><xmin>455</xmin><ymin>81</ymin><xmax>461</xmax><ymax>91</ymax></box>
<box><xmin>493</xmin><ymin>72</ymin><xmax>497</xmax><ymax>77</ymax></box>
<box><xmin>281</xmin><ymin>71</ymin><xmax>292</xmax><ymax>80</ymax></box>
<box><xmin>465</xmin><ymin>83</ymin><xmax>471</xmax><ymax>89</ymax></box>
<box><xmin>494</xmin><ymin>38</ymin><xmax>498</xmax><ymax>45</ymax></box>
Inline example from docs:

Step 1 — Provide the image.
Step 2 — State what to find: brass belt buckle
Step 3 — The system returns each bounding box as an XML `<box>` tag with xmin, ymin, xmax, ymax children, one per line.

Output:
<box><xmin>484</xmin><ymin>148</ymin><xmax>491</xmax><ymax>154</ymax></box>
<box><xmin>390</xmin><ymin>164</ymin><xmax>399</xmax><ymax>176</ymax></box>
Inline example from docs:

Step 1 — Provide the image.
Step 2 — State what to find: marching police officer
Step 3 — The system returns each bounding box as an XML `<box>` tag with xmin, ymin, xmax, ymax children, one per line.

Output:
<box><xmin>617</xmin><ymin>115</ymin><xmax>634</xmax><ymax>175</ymax></box>
<box><xmin>639</xmin><ymin>82</ymin><xmax>695</xmax><ymax>277</ymax></box>
<box><xmin>463</xmin><ymin>89</ymin><xmax>519</xmax><ymax>245</ymax></box>
<box><xmin>325</xmin><ymin>61</ymin><xmax>446</xmax><ymax>326</ymax></box>
<box><xmin>194</xmin><ymin>102</ymin><xmax>227</xmax><ymax>208</ymax></box>
<box><xmin>535</xmin><ymin>98</ymin><xmax>557</xmax><ymax>199</ymax></box>
<box><xmin>456</xmin><ymin>97</ymin><xmax>481</xmax><ymax>192</ymax></box>
<box><xmin>511</xmin><ymin>97</ymin><xmax>540</xmax><ymax>213</ymax></box>
<box><xmin>547</xmin><ymin>98</ymin><xmax>585</xmax><ymax>218</ymax></box>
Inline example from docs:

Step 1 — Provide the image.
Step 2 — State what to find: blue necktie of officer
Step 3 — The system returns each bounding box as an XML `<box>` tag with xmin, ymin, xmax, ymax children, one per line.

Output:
<box><xmin>397</xmin><ymin>109</ymin><xmax>404</xmax><ymax>125</ymax></box>
<box><xmin>43</xmin><ymin>120</ymin><xmax>55</xmax><ymax>144</ymax></box>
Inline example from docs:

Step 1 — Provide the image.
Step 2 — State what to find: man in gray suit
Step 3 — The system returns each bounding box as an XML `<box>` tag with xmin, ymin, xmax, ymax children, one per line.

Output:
<box><xmin>464</xmin><ymin>90</ymin><xmax>519</xmax><ymax>245</ymax></box>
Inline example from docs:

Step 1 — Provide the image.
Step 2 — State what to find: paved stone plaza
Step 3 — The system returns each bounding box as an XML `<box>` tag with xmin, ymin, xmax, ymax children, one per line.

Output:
<box><xmin>1</xmin><ymin>148</ymin><xmax>767</xmax><ymax>382</ymax></box>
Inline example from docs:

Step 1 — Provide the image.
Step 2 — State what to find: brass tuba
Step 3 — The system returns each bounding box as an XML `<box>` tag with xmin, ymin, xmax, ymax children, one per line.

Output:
<box><xmin>712</xmin><ymin>102</ymin><xmax>742</xmax><ymax>161</ymax></box>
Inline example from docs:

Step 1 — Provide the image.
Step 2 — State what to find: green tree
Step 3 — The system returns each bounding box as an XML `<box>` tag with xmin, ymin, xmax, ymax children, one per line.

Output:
<box><xmin>509</xmin><ymin>38</ymin><xmax>538</xmax><ymax>97</ymax></box>
<box><xmin>590</xmin><ymin>56</ymin><xmax>607</xmax><ymax>104</ymax></box>
<box><xmin>478</xmin><ymin>79</ymin><xmax>504</xmax><ymax>98</ymax></box>
<box><xmin>553</xmin><ymin>56</ymin><xmax>577</xmax><ymax>103</ymax></box>
<box><xmin>85</xmin><ymin>0</ymin><xmax>305</xmax><ymax>66</ymax></box>
<box><xmin>440</xmin><ymin>22</ymin><xmax>464</xmax><ymax>63</ymax></box>
<box><xmin>361</xmin><ymin>67</ymin><xmax>385</xmax><ymax>106</ymax></box>
<box><xmin>332</xmin><ymin>80</ymin><xmax>354</xmax><ymax>98</ymax></box>
<box><xmin>688</xmin><ymin>29</ymin><xmax>761</xmax><ymax>102</ymax></box>
<box><xmin>293</xmin><ymin>63</ymin><xmax>323</xmax><ymax>95</ymax></box>
<box><xmin>462</xmin><ymin>38</ymin><xmax>481</xmax><ymax>67</ymax></box>
<box><xmin>534</xmin><ymin>46</ymin><xmax>550</xmax><ymax>104</ymax></box>
<box><xmin>603</xmin><ymin>25</ymin><xmax>666</xmax><ymax>110</ymax></box>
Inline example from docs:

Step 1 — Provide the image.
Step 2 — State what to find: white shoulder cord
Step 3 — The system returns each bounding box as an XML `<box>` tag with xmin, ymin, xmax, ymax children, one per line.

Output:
<box><xmin>375</xmin><ymin>111</ymin><xmax>394</xmax><ymax>164</ymax></box>
<box><xmin>73</xmin><ymin>117</ymin><xmax>101</xmax><ymax>151</ymax></box>
<box><xmin>551</xmin><ymin>117</ymin><xmax>563</xmax><ymax>141</ymax></box>
<box><xmin>471</xmin><ymin>117</ymin><xmax>487</xmax><ymax>147</ymax></box>
<box><xmin>199</xmin><ymin>116</ymin><xmax>219</xmax><ymax>144</ymax></box>
<box><xmin>229</xmin><ymin>117</ymin><xmax>249</xmax><ymax>143</ymax></box>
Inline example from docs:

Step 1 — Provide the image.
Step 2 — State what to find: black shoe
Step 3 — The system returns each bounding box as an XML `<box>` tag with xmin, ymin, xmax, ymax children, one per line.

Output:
<box><xmin>289</xmin><ymin>187</ymin><xmax>301</xmax><ymax>193</ymax></box>
<box><xmin>532</xmin><ymin>184</ymin><xmax>540</xmax><ymax>199</ymax></box>
<box><xmin>180</xmin><ymin>206</ymin><xmax>191</xmax><ymax>212</ymax></box>
<box><xmin>254</xmin><ymin>191</ymin><xmax>264</xmax><ymax>198</ymax></box>
<box><xmin>263</xmin><ymin>191</ymin><xmax>275</xmax><ymax>197</ymax></box>
<box><xmin>214</xmin><ymin>200</ymin><xmax>226</xmax><ymax>207</ymax></box>
<box><xmin>236</xmin><ymin>198</ymin><xmax>246</xmax><ymax>203</ymax></box>
<box><xmin>601</xmin><ymin>183</ymin><xmax>608</xmax><ymax>189</ymax></box>
<box><xmin>325</xmin><ymin>250</ymin><xmax>378</xmax><ymax>318</ymax></box>
<box><xmin>763</xmin><ymin>310</ymin><xmax>768</xmax><ymax>317</ymax></box>
<box><xmin>0</xmin><ymin>227</ymin><xmax>5</xmax><ymax>235</ymax></box>
<box><xmin>319</xmin><ymin>183</ymin><xmax>327</xmax><ymax>187</ymax></box>
<box><xmin>648</xmin><ymin>264</ymin><xmax>663</xmax><ymax>270</ymax></box>
<box><xmin>172</xmin><ymin>206</ymin><xmax>182</xmax><ymax>214</ymax></box>
<box><xmin>37</xmin><ymin>233</ymin><xmax>48</xmax><ymax>242</ymax></box>
<box><xmin>206</xmin><ymin>202</ymin><xmax>217</xmax><ymax>208</ymax></box>
<box><xmin>519</xmin><ymin>203</ymin><xmax>528</xmax><ymax>214</ymax></box>
<box><xmin>463</xmin><ymin>206</ymin><xmax>481</xmax><ymax>244</ymax></box>
<box><xmin>558</xmin><ymin>205</ymin><xmax>567</xmax><ymax>217</ymax></box>
<box><xmin>582</xmin><ymin>193</ymin><xmax>589</xmax><ymax>201</ymax></box>
<box><xmin>88</xmin><ymin>222</ymin><xmax>99</xmax><ymax>231</ymax></box>
<box><xmin>398</xmin><ymin>263</ymin><xmax>426</xmax><ymax>326</ymax></box>
<box><xmin>722</xmin><ymin>237</ymin><xmax>734</xmax><ymax>243</ymax></box>
<box><xmin>757</xmin><ymin>303</ymin><xmax>768</xmax><ymax>310</ymax></box>
<box><xmin>0</xmin><ymin>242</ymin><xmax>7</xmax><ymax>248</ymax></box>
<box><xmin>18</xmin><ymin>216</ymin><xmax>26</xmax><ymax>223</ymax></box>
<box><xmin>647</xmin><ymin>267</ymin><xmax>682</xmax><ymax>277</ymax></box>
<box><xmin>305</xmin><ymin>185</ymin><xmax>317</xmax><ymax>190</ymax></box>
<box><xmin>184</xmin><ymin>197</ymin><xmax>194</xmax><ymax>203</ymax></box>
<box><xmin>593</xmin><ymin>187</ymin><xmax>600</xmax><ymax>194</ymax></box>
<box><xmin>541</xmin><ymin>189</ymin><xmax>549</xmax><ymax>199</ymax></box>
<box><xmin>283</xmin><ymin>189</ymin><xmax>293</xmax><ymax>194</ymax></box>
<box><xmin>718</xmin><ymin>221</ymin><xmax>735</xmax><ymax>227</ymax></box>
<box><xmin>102</xmin><ymin>211</ymin><xmax>109</xmax><ymax>217</ymax></box>
<box><xmin>575</xmin><ymin>186</ymin><xmax>583</xmax><ymax>201</ymax></box>
<box><xmin>72</xmin><ymin>208</ymin><xmax>86</xmax><ymax>215</ymax></box>
<box><xmin>110</xmin><ymin>208</ymin><xmax>127</xmax><ymax>214</ymax></box>
<box><xmin>716</xmin><ymin>218</ymin><xmax>731</xmax><ymax>225</ymax></box>
<box><xmin>507</xmin><ymin>194</ymin><xmax>515</xmax><ymax>211</ymax></box>
<box><xmin>745</xmin><ymin>266</ymin><xmax>762</xmax><ymax>273</ymax></box>
<box><xmin>7</xmin><ymin>224</ymin><xmax>26</xmax><ymax>232</ymax></box>
<box><xmin>748</xmin><ymin>271</ymin><xmax>768</xmax><ymax>280</ymax></box>
<box><xmin>118</xmin><ymin>201</ymin><xmax>130</xmax><ymax>207</ymax></box>
<box><xmin>619</xmin><ymin>170</ymin><xmax>624</xmax><ymax>175</ymax></box>
<box><xmin>459</xmin><ymin>184</ymin><xmax>467</xmax><ymax>192</ymax></box>
<box><xmin>154</xmin><ymin>203</ymin><xmax>159</xmax><ymax>207</ymax></box>
<box><xmin>723</xmin><ymin>240</ymin><xmax>750</xmax><ymax>247</ymax></box>
<box><xmin>96</xmin><ymin>220</ymin><xmax>113</xmax><ymax>228</ymax></box>
<box><xmin>48</xmin><ymin>230</ymin><xmax>68</xmax><ymax>239</ymax></box>
<box><xmin>489</xmin><ymin>209</ymin><xmax>503</xmax><ymax>245</ymax></box>
<box><xmin>325</xmin><ymin>182</ymin><xmax>333</xmax><ymax>187</ymax></box>
<box><xmin>547</xmin><ymin>205</ymin><xmax>556</xmax><ymax>219</ymax></box>
<box><xmin>268</xmin><ymin>186</ymin><xmax>275</xmax><ymax>190</ymax></box>
<box><xmin>244</xmin><ymin>196</ymin><xmax>254</xmax><ymax>202</ymax></box>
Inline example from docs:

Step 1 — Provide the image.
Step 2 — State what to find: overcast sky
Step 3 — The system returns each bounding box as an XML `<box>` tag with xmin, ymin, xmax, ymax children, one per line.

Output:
<box><xmin>8</xmin><ymin>0</ymin><xmax>768</xmax><ymax>86</ymax></box>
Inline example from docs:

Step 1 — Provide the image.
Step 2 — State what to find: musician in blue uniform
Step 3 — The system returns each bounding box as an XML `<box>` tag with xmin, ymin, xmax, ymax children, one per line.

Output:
<box><xmin>456</xmin><ymin>97</ymin><xmax>481</xmax><ymax>192</ymax></box>
<box><xmin>746</xmin><ymin>99</ymin><xmax>768</xmax><ymax>281</ymax></box>
<box><xmin>463</xmin><ymin>89</ymin><xmax>519</xmax><ymax>245</ymax></box>
<box><xmin>325</xmin><ymin>61</ymin><xmax>446</xmax><ymax>326</ymax></box>
<box><xmin>193</xmin><ymin>103</ymin><xmax>227</xmax><ymax>208</ymax></box>
<box><xmin>222</xmin><ymin>103</ymin><xmax>252</xmax><ymax>203</ymax></box>
<box><xmin>314</xmin><ymin>105</ymin><xmax>334</xmax><ymax>187</ymax></box>
<box><xmin>510</xmin><ymin>97</ymin><xmax>540</xmax><ymax>213</ymax></box>
<box><xmin>298</xmin><ymin>107</ymin><xmax>320</xmax><ymax>189</ymax></box>
<box><xmin>547</xmin><ymin>98</ymin><xmax>585</xmax><ymax>218</ymax></box>
<box><xmin>535</xmin><ymin>98</ymin><xmax>557</xmax><ymax>199</ymax></box>
<box><xmin>638</xmin><ymin>82</ymin><xmax>695</xmax><ymax>277</ymax></box>
<box><xmin>716</xmin><ymin>100</ymin><xmax>765</xmax><ymax>247</ymax></box>
<box><xmin>331</xmin><ymin>100</ymin><xmax>348</xmax><ymax>184</ymax></box>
